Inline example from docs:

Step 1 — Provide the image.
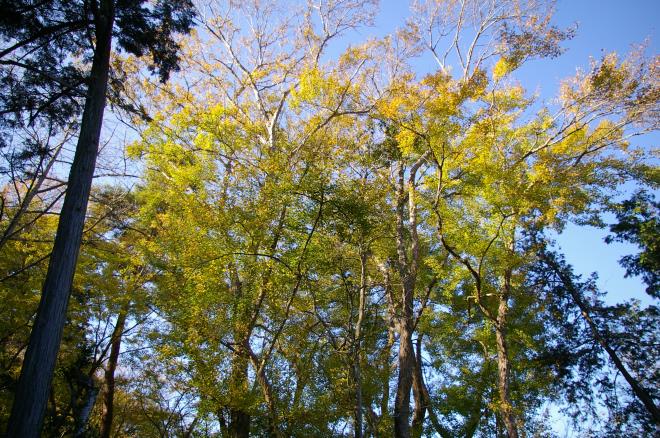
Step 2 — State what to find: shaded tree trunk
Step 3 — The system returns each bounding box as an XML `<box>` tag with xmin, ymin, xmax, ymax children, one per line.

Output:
<box><xmin>352</xmin><ymin>249</ymin><xmax>368</xmax><ymax>438</ymax></box>
<box><xmin>6</xmin><ymin>1</ymin><xmax>115</xmax><ymax>436</ymax></box>
<box><xmin>394</xmin><ymin>320</ymin><xmax>414</xmax><ymax>438</ymax></box>
<box><xmin>378</xmin><ymin>262</ymin><xmax>396</xmax><ymax>425</ymax></box>
<box><xmin>495</xmin><ymin>270</ymin><xmax>518</xmax><ymax>438</ymax></box>
<box><xmin>227</xmin><ymin>266</ymin><xmax>251</xmax><ymax>438</ymax></box>
<box><xmin>411</xmin><ymin>336</ymin><xmax>426</xmax><ymax>438</ymax></box>
<box><xmin>73</xmin><ymin>377</ymin><xmax>99</xmax><ymax>438</ymax></box>
<box><xmin>227</xmin><ymin>352</ymin><xmax>250</xmax><ymax>438</ymax></box>
<box><xmin>251</xmin><ymin>358</ymin><xmax>279</xmax><ymax>438</ymax></box>
<box><xmin>100</xmin><ymin>310</ymin><xmax>127</xmax><ymax>438</ymax></box>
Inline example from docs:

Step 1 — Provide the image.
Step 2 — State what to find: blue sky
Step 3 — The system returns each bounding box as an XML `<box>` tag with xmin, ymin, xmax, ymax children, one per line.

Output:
<box><xmin>540</xmin><ymin>0</ymin><xmax>658</xmax><ymax>306</ymax></box>
<box><xmin>366</xmin><ymin>0</ymin><xmax>658</xmax><ymax>306</ymax></box>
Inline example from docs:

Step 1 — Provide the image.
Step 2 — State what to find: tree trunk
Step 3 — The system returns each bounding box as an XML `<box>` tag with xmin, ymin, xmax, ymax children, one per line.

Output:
<box><xmin>411</xmin><ymin>336</ymin><xmax>426</xmax><ymax>438</ymax></box>
<box><xmin>73</xmin><ymin>378</ymin><xmax>99</xmax><ymax>438</ymax></box>
<box><xmin>246</xmin><ymin>347</ymin><xmax>280</xmax><ymax>438</ymax></box>
<box><xmin>228</xmin><ymin>403</ymin><xmax>250</xmax><ymax>438</ymax></box>
<box><xmin>228</xmin><ymin>351</ymin><xmax>250</xmax><ymax>438</ymax></box>
<box><xmin>226</xmin><ymin>265</ymin><xmax>251</xmax><ymax>438</ymax></box>
<box><xmin>256</xmin><ymin>364</ymin><xmax>279</xmax><ymax>438</ymax></box>
<box><xmin>353</xmin><ymin>357</ymin><xmax>363</xmax><ymax>438</ymax></box>
<box><xmin>495</xmin><ymin>271</ymin><xmax>518</xmax><ymax>438</ymax></box>
<box><xmin>6</xmin><ymin>1</ymin><xmax>114</xmax><ymax>436</ymax></box>
<box><xmin>414</xmin><ymin>359</ymin><xmax>452</xmax><ymax>438</ymax></box>
<box><xmin>100</xmin><ymin>310</ymin><xmax>127</xmax><ymax>438</ymax></box>
<box><xmin>352</xmin><ymin>249</ymin><xmax>367</xmax><ymax>438</ymax></box>
<box><xmin>393</xmin><ymin>158</ymin><xmax>425</xmax><ymax>438</ymax></box>
<box><xmin>393</xmin><ymin>166</ymin><xmax>413</xmax><ymax>438</ymax></box>
<box><xmin>394</xmin><ymin>320</ymin><xmax>414</xmax><ymax>438</ymax></box>
<box><xmin>378</xmin><ymin>262</ymin><xmax>396</xmax><ymax>427</ymax></box>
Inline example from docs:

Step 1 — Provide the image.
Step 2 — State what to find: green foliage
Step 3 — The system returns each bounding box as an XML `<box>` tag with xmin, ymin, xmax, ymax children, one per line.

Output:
<box><xmin>1</xmin><ymin>1</ymin><xmax>658</xmax><ymax>436</ymax></box>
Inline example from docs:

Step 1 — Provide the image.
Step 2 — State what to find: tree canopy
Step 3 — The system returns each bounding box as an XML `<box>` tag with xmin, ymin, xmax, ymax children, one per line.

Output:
<box><xmin>0</xmin><ymin>0</ymin><xmax>658</xmax><ymax>436</ymax></box>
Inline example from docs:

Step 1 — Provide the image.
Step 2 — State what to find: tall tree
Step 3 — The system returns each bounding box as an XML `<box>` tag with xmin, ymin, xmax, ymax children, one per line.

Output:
<box><xmin>539</xmin><ymin>248</ymin><xmax>660</xmax><ymax>425</ymax></box>
<box><xmin>1</xmin><ymin>1</ymin><xmax>195</xmax><ymax>435</ymax></box>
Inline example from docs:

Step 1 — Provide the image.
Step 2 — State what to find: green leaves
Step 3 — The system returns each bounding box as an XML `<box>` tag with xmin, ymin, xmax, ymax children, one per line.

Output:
<box><xmin>3</xmin><ymin>1</ymin><xmax>657</xmax><ymax>435</ymax></box>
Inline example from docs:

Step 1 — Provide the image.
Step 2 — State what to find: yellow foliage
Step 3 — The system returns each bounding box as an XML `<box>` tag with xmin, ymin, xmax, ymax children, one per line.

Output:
<box><xmin>492</xmin><ymin>57</ymin><xmax>520</xmax><ymax>80</ymax></box>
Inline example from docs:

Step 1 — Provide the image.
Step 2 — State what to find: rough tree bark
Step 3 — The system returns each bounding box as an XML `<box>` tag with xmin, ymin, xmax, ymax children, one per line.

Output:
<box><xmin>393</xmin><ymin>154</ymin><xmax>428</xmax><ymax>438</ymax></box>
<box><xmin>72</xmin><ymin>376</ymin><xmax>99</xmax><ymax>438</ymax></box>
<box><xmin>227</xmin><ymin>352</ymin><xmax>250</xmax><ymax>438</ymax></box>
<box><xmin>6</xmin><ymin>1</ymin><xmax>115</xmax><ymax>435</ymax></box>
<box><xmin>393</xmin><ymin>162</ymin><xmax>414</xmax><ymax>438</ymax></box>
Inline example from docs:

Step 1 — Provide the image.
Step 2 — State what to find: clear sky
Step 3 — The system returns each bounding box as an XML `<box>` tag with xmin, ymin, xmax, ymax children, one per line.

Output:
<box><xmin>366</xmin><ymin>0</ymin><xmax>658</xmax><ymax>306</ymax></box>
<box><xmin>540</xmin><ymin>0</ymin><xmax>658</xmax><ymax>306</ymax></box>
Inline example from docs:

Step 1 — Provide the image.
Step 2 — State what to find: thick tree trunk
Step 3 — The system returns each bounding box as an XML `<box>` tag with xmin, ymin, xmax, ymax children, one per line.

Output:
<box><xmin>495</xmin><ymin>325</ymin><xmax>517</xmax><ymax>438</ymax></box>
<box><xmin>228</xmin><ymin>403</ymin><xmax>250</xmax><ymax>438</ymax></box>
<box><xmin>74</xmin><ymin>387</ymin><xmax>99</xmax><ymax>438</ymax></box>
<box><xmin>495</xmin><ymin>272</ymin><xmax>518</xmax><ymax>438</ymax></box>
<box><xmin>100</xmin><ymin>310</ymin><xmax>127</xmax><ymax>438</ymax></box>
<box><xmin>413</xmin><ymin>355</ymin><xmax>452</xmax><ymax>438</ymax></box>
<box><xmin>393</xmin><ymin>157</ymin><xmax>426</xmax><ymax>438</ymax></box>
<box><xmin>6</xmin><ymin>2</ymin><xmax>114</xmax><ymax>436</ymax></box>
<box><xmin>411</xmin><ymin>336</ymin><xmax>426</xmax><ymax>438</ymax></box>
<box><xmin>228</xmin><ymin>351</ymin><xmax>250</xmax><ymax>438</ymax></box>
<box><xmin>393</xmin><ymin>183</ymin><xmax>414</xmax><ymax>438</ymax></box>
<box><xmin>394</xmin><ymin>319</ymin><xmax>414</xmax><ymax>438</ymax></box>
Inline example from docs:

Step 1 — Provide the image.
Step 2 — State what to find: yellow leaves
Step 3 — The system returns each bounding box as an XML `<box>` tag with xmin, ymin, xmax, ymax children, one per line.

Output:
<box><xmin>290</xmin><ymin>67</ymin><xmax>325</xmax><ymax>109</ymax></box>
<box><xmin>395</xmin><ymin>128</ymin><xmax>419</xmax><ymax>156</ymax></box>
<box><xmin>588</xmin><ymin>53</ymin><xmax>629</xmax><ymax>97</ymax></box>
<box><xmin>560</xmin><ymin>52</ymin><xmax>631</xmax><ymax>109</ymax></box>
<box><xmin>492</xmin><ymin>57</ymin><xmax>518</xmax><ymax>80</ymax></box>
<box><xmin>339</xmin><ymin>45</ymin><xmax>369</xmax><ymax>69</ymax></box>
<box><xmin>125</xmin><ymin>139</ymin><xmax>145</xmax><ymax>159</ymax></box>
<box><xmin>376</xmin><ymin>94</ymin><xmax>406</xmax><ymax>119</ymax></box>
<box><xmin>559</xmin><ymin>50</ymin><xmax>658</xmax><ymax>122</ymax></box>
<box><xmin>460</xmin><ymin>68</ymin><xmax>489</xmax><ymax>100</ymax></box>
<box><xmin>492</xmin><ymin>85</ymin><xmax>527</xmax><ymax>111</ymax></box>
<box><xmin>422</xmin><ymin>70</ymin><xmax>452</xmax><ymax>90</ymax></box>
<box><xmin>422</xmin><ymin>71</ymin><xmax>463</xmax><ymax>115</ymax></box>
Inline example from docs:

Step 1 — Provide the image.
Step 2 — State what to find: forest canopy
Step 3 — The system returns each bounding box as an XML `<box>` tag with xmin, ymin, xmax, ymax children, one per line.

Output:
<box><xmin>0</xmin><ymin>0</ymin><xmax>658</xmax><ymax>437</ymax></box>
